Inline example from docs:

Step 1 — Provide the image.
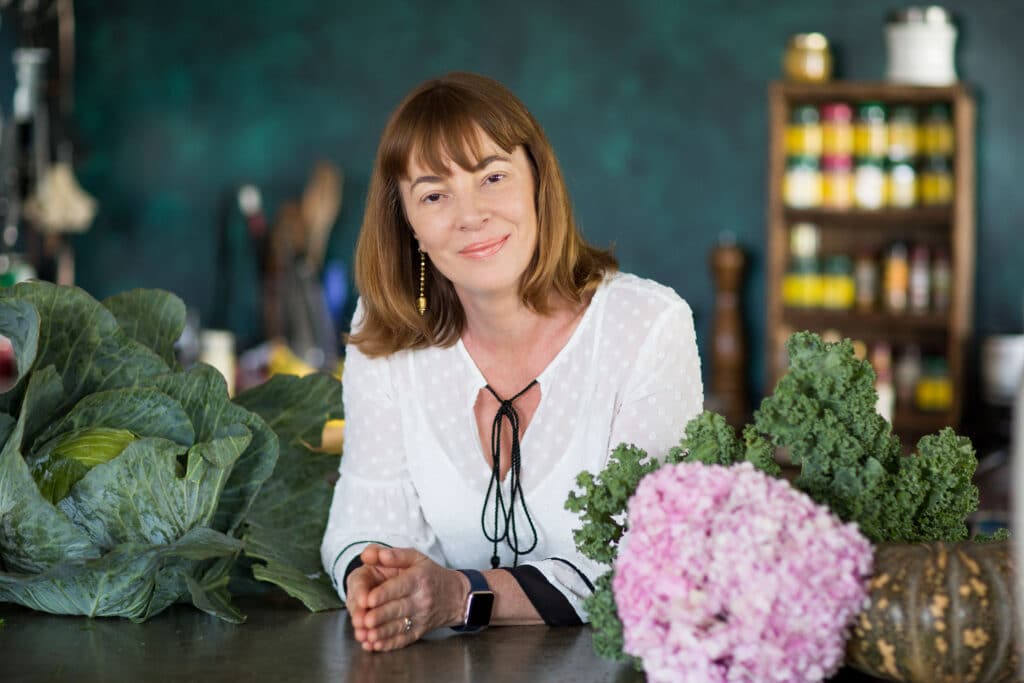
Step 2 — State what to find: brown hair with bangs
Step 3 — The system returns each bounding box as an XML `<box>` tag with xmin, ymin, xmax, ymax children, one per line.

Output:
<box><xmin>349</xmin><ymin>71</ymin><xmax>617</xmax><ymax>357</ymax></box>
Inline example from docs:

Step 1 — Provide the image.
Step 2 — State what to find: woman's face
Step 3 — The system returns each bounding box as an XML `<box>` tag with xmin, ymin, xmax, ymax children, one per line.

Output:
<box><xmin>398</xmin><ymin>132</ymin><xmax>538</xmax><ymax>304</ymax></box>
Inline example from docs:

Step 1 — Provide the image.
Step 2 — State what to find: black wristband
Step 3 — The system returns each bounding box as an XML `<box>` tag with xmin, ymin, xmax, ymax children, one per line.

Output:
<box><xmin>451</xmin><ymin>569</ymin><xmax>494</xmax><ymax>633</ymax></box>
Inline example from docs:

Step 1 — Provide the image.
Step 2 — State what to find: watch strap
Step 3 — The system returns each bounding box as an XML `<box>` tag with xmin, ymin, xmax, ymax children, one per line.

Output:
<box><xmin>451</xmin><ymin>569</ymin><xmax>491</xmax><ymax>632</ymax></box>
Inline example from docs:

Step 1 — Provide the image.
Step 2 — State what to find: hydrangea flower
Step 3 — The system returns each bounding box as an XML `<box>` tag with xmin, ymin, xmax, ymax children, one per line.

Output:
<box><xmin>613</xmin><ymin>462</ymin><xmax>872</xmax><ymax>683</ymax></box>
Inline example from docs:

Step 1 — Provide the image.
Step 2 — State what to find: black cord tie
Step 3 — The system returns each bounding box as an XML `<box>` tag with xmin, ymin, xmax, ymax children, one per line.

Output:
<box><xmin>480</xmin><ymin>379</ymin><xmax>539</xmax><ymax>569</ymax></box>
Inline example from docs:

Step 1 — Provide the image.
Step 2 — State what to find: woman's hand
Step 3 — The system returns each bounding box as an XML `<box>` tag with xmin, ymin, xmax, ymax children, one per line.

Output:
<box><xmin>348</xmin><ymin>546</ymin><xmax>469</xmax><ymax>652</ymax></box>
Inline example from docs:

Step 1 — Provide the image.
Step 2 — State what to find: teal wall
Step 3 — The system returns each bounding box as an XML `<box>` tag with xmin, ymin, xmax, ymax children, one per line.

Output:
<box><xmin>38</xmin><ymin>1</ymin><xmax>1024</xmax><ymax>396</ymax></box>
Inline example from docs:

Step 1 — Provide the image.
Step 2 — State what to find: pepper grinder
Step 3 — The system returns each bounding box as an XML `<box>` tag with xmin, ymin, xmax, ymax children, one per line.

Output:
<box><xmin>709</xmin><ymin>232</ymin><xmax>748</xmax><ymax>428</ymax></box>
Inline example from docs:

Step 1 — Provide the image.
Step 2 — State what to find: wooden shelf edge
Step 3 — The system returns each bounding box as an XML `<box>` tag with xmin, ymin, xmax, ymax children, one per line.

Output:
<box><xmin>784</xmin><ymin>207</ymin><xmax>953</xmax><ymax>227</ymax></box>
<box><xmin>781</xmin><ymin>308</ymin><xmax>949</xmax><ymax>333</ymax></box>
<box><xmin>770</xmin><ymin>80</ymin><xmax>970</xmax><ymax>102</ymax></box>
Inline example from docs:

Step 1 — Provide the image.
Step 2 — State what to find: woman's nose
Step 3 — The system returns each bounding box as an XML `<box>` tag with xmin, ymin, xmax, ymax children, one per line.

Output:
<box><xmin>455</xmin><ymin>190</ymin><xmax>489</xmax><ymax>231</ymax></box>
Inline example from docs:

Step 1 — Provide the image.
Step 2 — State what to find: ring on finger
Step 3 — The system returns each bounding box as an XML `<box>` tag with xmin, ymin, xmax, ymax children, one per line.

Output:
<box><xmin>403</xmin><ymin>616</ymin><xmax>413</xmax><ymax>633</ymax></box>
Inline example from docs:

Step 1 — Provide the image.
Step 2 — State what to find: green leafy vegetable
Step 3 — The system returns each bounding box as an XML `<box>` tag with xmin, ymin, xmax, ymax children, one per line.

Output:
<box><xmin>566</xmin><ymin>330</ymin><xmax>982</xmax><ymax>663</ymax></box>
<box><xmin>754</xmin><ymin>332</ymin><xmax>977</xmax><ymax>542</ymax></box>
<box><xmin>233</xmin><ymin>373</ymin><xmax>344</xmax><ymax>611</ymax></box>
<box><xmin>0</xmin><ymin>282</ymin><xmax>343</xmax><ymax>621</ymax></box>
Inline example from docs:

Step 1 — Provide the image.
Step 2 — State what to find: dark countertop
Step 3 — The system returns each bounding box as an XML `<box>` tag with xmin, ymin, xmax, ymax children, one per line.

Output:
<box><xmin>1</xmin><ymin>595</ymin><xmax>885</xmax><ymax>683</ymax></box>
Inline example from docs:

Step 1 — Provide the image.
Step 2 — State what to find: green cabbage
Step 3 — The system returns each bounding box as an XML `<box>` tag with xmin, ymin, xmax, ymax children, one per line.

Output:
<box><xmin>0</xmin><ymin>282</ymin><xmax>342</xmax><ymax>621</ymax></box>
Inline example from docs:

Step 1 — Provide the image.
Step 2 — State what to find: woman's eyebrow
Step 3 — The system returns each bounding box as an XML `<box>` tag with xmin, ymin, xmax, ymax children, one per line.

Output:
<box><xmin>471</xmin><ymin>154</ymin><xmax>509</xmax><ymax>171</ymax></box>
<box><xmin>409</xmin><ymin>155</ymin><xmax>510</xmax><ymax>190</ymax></box>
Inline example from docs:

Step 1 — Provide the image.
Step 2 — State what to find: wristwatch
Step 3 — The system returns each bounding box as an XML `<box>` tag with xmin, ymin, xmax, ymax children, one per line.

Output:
<box><xmin>451</xmin><ymin>569</ymin><xmax>494</xmax><ymax>632</ymax></box>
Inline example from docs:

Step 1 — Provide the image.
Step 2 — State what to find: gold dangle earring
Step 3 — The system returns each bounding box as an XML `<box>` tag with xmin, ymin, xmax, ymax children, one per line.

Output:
<box><xmin>417</xmin><ymin>249</ymin><xmax>427</xmax><ymax>316</ymax></box>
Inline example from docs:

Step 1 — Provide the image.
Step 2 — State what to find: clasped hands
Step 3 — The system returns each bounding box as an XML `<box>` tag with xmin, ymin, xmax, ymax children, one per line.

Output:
<box><xmin>346</xmin><ymin>545</ymin><xmax>470</xmax><ymax>652</ymax></box>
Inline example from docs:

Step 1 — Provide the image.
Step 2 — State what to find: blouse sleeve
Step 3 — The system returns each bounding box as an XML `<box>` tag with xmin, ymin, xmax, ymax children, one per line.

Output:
<box><xmin>506</xmin><ymin>297</ymin><xmax>704</xmax><ymax>626</ymax></box>
<box><xmin>607</xmin><ymin>297</ymin><xmax>704</xmax><ymax>461</ymax></box>
<box><xmin>320</xmin><ymin>304</ymin><xmax>447</xmax><ymax>602</ymax></box>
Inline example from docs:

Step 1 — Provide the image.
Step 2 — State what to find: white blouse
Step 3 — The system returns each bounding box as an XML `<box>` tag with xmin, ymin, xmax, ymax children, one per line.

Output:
<box><xmin>321</xmin><ymin>271</ymin><xmax>704</xmax><ymax>620</ymax></box>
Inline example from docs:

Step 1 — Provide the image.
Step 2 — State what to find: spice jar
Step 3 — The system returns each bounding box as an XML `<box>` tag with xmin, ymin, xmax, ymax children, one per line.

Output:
<box><xmin>854</xmin><ymin>250</ymin><xmax>879</xmax><ymax>311</ymax></box>
<box><xmin>921</xmin><ymin>103</ymin><xmax>954</xmax><ymax>156</ymax></box>
<box><xmin>886</xmin><ymin>159</ymin><xmax>917</xmax><ymax>208</ymax></box>
<box><xmin>821</xmin><ymin>103</ymin><xmax>854</xmax><ymax>157</ymax></box>
<box><xmin>784</xmin><ymin>33</ymin><xmax>833</xmax><ymax>83</ymax></box>
<box><xmin>883</xmin><ymin>242</ymin><xmax>909</xmax><ymax>313</ymax></box>
<box><xmin>887</xmin><ymin>105</ymin><xmax>919</xmax><ymax>161</ymax></box>
<box><xmin>920</xmin><ymin>156</ymin><xmax>953</xmax><ymax>205</ymax></box>
<box><xmin>931</xmin><ymin>246</ymin><xmax>952</xmax><ymax>312</ymax></box>
<box><xmin>854</xmin><ymin>102</ymin><xmax>888</xmax><ymax>158</ymax></box>
<box><xmin>789</xmin><ymin>222</ymin><xmax>820</xmax><ymax>259</ymax></box>
<box><xmin>784</xmin><ymin>156</ymin><xmax>822</xmax><ymax>208</ymax></box>
<box><xmin>908</xmin><ymin>244</ymin><xmax>931</xmax><ymax>313</ymax></box>
<box><xmin>854</xmin><ymin>157</ymin><xmax>886</xmax><ymax>210</ymax></box>
<box><xmin>895</xmin><ymin>345</ymin><xmax>923</xmax><ymax>408</ymax></box>
<box><xmin>822</xmin><ymin>254</ymin><xmax>855</xmax><ymax>310</ymax></box>
<box><xmin>782</xmin><ymin>257</ymin><xmax>822</xmax><ymax>308</ymax></box>
<box><xmin>822</xmin><ymin>155</ymin><xmax>854</xmax><ymax>210</ymax></box>
<box><xmin>916</xmin><ymin>357</ymin><xmax>953</xmax><ymax>411</ymax></box>
<box><xmin>786</xmin><ymin>105</ymin><xmax>823</xmax><ymax>157</ymax></box>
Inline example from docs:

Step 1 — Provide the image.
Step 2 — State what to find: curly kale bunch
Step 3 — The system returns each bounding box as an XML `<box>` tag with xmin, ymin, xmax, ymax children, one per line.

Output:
<box><xmin>755</xmin><ymin>332</ymin><xmax>977</xmax><ymax>542</ymax></box>
<box><xmin>565</xmin><ymin>331</ymin><xmax>981</xmax><ymax>663</ymax></box>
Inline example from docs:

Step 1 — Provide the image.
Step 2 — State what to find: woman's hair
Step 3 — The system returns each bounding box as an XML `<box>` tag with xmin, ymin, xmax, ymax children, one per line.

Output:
<box><xmin>350</xmin><ymin>71</ymin><xmax>617</xmax><ymax>357</ymax></box>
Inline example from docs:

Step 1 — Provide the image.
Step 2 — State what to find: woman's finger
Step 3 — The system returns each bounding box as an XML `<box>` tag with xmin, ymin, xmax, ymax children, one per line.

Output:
<box><xmin>366</xmin><ymin>609</ymin><xmax>417</xmax><ymax>644</ymax></box>
<box><xmin>363</xmin><ymin>595</ymin><xmax>412</xmax><ymax>630</ymax></box>
<box><xmin>376</xmin><ymin>547</ymin><xmax>422</xmax><ymax>567</ymax></box>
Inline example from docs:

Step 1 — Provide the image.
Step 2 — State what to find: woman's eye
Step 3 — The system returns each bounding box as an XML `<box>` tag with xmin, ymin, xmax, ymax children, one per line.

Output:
<box><xmin>484</xmin><ymin>173</ymin><xmax>506</xmax><ymax>185</ymax></box>
<box><xmin>422</xmin><ymin>192</ymin><xmax>443</xmax><ymax>204</ymax></box>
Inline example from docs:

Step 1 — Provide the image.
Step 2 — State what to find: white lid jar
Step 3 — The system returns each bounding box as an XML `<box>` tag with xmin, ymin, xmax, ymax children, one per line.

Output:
<box><xmin>885</xmin><ymin>6</ymin><xmax>958</xmax><ymax>86</ymax></box>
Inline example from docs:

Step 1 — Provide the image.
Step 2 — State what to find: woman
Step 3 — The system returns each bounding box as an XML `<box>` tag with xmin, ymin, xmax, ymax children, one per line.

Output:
<box><xmin>321</xmin><ymin>72</ymin><xmax>703</xmax><ymax>652</ymax></box>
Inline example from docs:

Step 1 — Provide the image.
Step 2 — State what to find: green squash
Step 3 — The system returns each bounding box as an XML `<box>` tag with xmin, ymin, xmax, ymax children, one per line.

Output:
<box><xmin>846</xmin><ymin>540</ymin><xmax>1020</xmax><ymax>683</ymax></box>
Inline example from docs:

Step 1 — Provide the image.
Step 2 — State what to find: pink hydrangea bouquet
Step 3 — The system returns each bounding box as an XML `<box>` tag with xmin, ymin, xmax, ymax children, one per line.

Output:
<box><xmin>613</xmin><ymin>461</ymin><xmax>873</xmax><ymax>683</ymax></box>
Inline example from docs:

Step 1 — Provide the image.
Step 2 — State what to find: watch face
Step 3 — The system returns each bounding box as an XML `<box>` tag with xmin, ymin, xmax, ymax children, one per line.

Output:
<box><xmin>465</xmin><ymin>590</ymin><xmax>495</xmax><ymax>627</ymax></box>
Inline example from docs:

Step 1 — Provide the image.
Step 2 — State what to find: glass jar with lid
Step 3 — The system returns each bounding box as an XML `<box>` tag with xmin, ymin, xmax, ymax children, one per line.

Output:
<box><xmin>854</xmin><ymin>102</ymin><xmax>888</xmax><ymax>158</ymax></box>
<box><xmin>854</xmin><ymin>157</ymin><xmax>886</xmax><ymax>210</ymax></box>
<box><xmin>784</xmin><ymin>156</ymin><xmax>822</xmax><ymax>208</ymax></box>
<box><xmin>887</xmin><ymin>105</ymin><xmax>919</xmax><ymax>161</ymax></box>
<box><xmin>786</xmin><ymin>105</ymin><xmax>823</xmax><ymax>157</ymax></box>
<box><xmin>784</xmin><ymin>33</ymin><xmax>833</xmax><ymax>83</ymax></box>
<box><xmin>821</xmin><ymin>102</ymin><xmax>854</xmax><ymax>157</ymax></box>
<box><xmin>921</xmin><ymin>103</ymin><xmax>954</xmax><ymax>156</ymax></box>
<box><xmin>822</xmin><ymin>155</ymin><xmax>854</xmax><ymax>210</ymax></box>
<box><xmin>886</xmin><ymin>158</ymin><xmax>918</xmax><ymax>208</ymax></box>
<box><xmin>920</xmin><ymin>156</ymin><xmax>953</xmax><ymax>205</ymax></box>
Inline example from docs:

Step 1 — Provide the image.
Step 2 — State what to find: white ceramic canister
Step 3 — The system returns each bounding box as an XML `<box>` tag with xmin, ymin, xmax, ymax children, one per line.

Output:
<box><xmin>886</xmin><ymin>6</ymin><xmax>958</xmax><ymax>86</ymax></box>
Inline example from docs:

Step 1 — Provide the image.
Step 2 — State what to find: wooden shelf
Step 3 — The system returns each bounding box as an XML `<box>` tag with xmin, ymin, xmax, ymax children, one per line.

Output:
<box><xmin>771</xmin><ymin>81</ymin><xmax>970</xmax><ymax>104</ymax></box>
<box><xmin>893</xmin><ymin>410</ymin><xmax>956</xmax><ymax>436</ymax></box>
<box><xmin>782</xmin><ymin>308</ymin><xmax>948</xmax><ymax>333</ymax></box>
<box><xmin>765</xmin><ymin>81</ymin><xmax>975</xmax><ymax>439</ymax></box>
<box><xmin>784</xmin><ymin>207</ymin><xmax>952</xmax><ymax>228</ymax></box>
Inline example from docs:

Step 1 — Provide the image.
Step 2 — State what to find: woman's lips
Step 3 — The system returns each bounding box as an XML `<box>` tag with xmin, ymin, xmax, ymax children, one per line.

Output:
<box><xmin>459</xmin><ymin>235</ymin><xmax>509</xmax><ymax>259</ymax></box>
